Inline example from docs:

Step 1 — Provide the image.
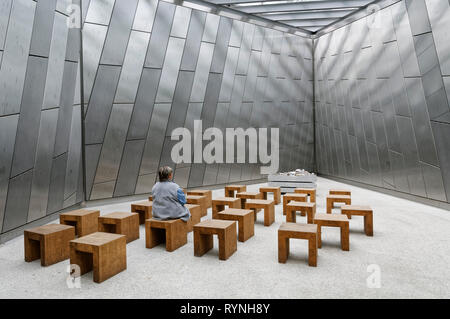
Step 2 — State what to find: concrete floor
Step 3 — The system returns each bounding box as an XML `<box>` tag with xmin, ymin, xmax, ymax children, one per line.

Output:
<box><xmin>0</xmin><ymin>177</ymin><xmax>449</xmax><ymax>299</ymax></box>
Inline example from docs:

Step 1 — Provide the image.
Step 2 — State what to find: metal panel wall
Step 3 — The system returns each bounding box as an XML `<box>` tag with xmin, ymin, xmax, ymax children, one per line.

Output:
<box><xmin>0</xmin><ymin>0</ymin><xmax>83</xmax><ymax>235</ymax></box>
<box><xmin>314</xmin><ymin>0</ymin><xmax>450</xmax><ymax>203</ymax></box>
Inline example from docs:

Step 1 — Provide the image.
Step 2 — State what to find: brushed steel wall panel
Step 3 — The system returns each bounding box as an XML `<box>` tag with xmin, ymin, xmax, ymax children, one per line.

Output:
<box><xmin>201</xmin><ymin>72</ymin><xmax>222</xmax><ymax>128</ymax></box>
<box><xmin>165</xmin><ymin>71</ymin><xmax>195</xmax><ymax>135</ymax></box>
<box><xmin>174</xmin><ymin>166</ymin><xmax>190</xmax><ymax>188</ymax></box>
<box><xmin>421</xmin><ymin>162</ymin><xmax>447</xmax><ymax>202</ymax></box>
<box><xmin>85</xmin><ymin>0</ymin><xmax>115</xmax><ymax>25</ymax></box>
<box><xmin>114</xmin><ymin>31</ymin><xmax>150</xmax><ymax>103</ymax></box>
<box><xmin>252</xmin><ymin>26</ymin><xmax>264</xmax><ymax>51</ymax></box>
<box><xmin>27</xmin><ymin>109</ymin><xmax>58</xmax><ymax>223</ymax></box>
<box><xmin>0</xmin><ymin>0</ymin><xmax>12</xmax><ymax>50</ymax></box>
<box><xmin>144</xmin><ymin>1</ymin><xmax>176</xmax><ymax>68</ymax></box>
<box><xmin>64</xmin><ymin>105</ymin><xmax>82</xmax><ymax>201</ymax></box>
<box><xmin>210</xmin><ymin>17</ymin><xmax>233</xmax><ymax>73</ymax></box>
<box><xmin>85</xmin><ymin>65</ymin><xmax>121</xmax><ymax>145</ymax></box>
<box><xmin>29</xmin><ymin>0</ymin><xmax>57</xmax><ymax>57</ymax></box>
<box><xmin>202</xmin><ymin>13</ymin><xmax>220</xmax><ymax>44</ymax></box>
<box><xmin>114</xmin><ymin>140</ymin><xmax>145</xmax><ymax>197</ymax></box>
<box><xmin>180</xmin><ymin>10</ymin><xmax>206</xmax><ymax>71</ymax></box>
<box><xmin>53</xmin><ymin>61</ymin><xmax>78</xmax><ymax>157</ymax></box>
<box><xmin>127</xmin><ymin>68</ymin><xmax>161</xmax><ymax>140</ymax></box>
<box><xmin>100</xmin><ymin>0</ymin><xmax>138</xmax><ymax>66</ymax></box>
<box><xmin>85</xmin><ymin>143</ymin><xmax>102</xmax><ymax>199</ymax></box>
<box><xmin>46</xmin><ymin>153</ymin><xmax>68</xmax><ymax>215</ymax></box>
<box><xmin>431</xmin><ymin>122</ymin><xmax>450</xmax><ymax>201</ymax></box>
<box><xmin>405</xmin><ymin>0</ymin><xmax>431</xmax><ymax>36</ymax></box>
<box><xmin>42</xmin><ymin>12</ymin><xmax>69</xmax><ymax>110</ymax></box>
<box><xmin>271</xmin><ymin>30</ymin><xmax>283</xmax><ymax>54</ymax></box>
<box><xmin>426</xmin><ymin>0</ymin><xmax>450</xmax><ymax>76</ymax></box>
<box><xmin>139</xmin><ymin>103</ymin><xmax>171</xmax><ymax>175</ymax></box>
<box><xmin>229</xmin><ymin>20</ymin><xmax>243</xmax><ymax>48</ymax></box>
<box><xmin>243</xmin><ymin>51</ymin><xmax>261</xmax><ymax>102</ymax></box>
<box><xmin>135</xmin><ymin>173</ymin><xmax>156</xmax><ymax>194</ymax></box>
<box><xmin>170</xmin><ymin>5</ymin><xmax>191</xmax><ymax>39</ymax></box>
<box><xmin>236</xmin><ymin>23</ymin><xmax>255</xmax><ymax>75</ymax></box>
<box><xmin>0</xmin><ymin>115</ymin><xmax>18</xmax><ymax>232</ymax></box>
<box><xmin>218</xmin><ymin>46</ymin><xmax>239</xmax><ymax>103</ymax></box>
<box><xmin>155</xmin><ymin>37</ymin><xmax>185</xmax><ymax>103</ymax></box>
<box><xmin>133</xmin><ymin>0</ymin><xmax>157</xmax><ymax>33</ymax></box>
<box><xmin>190</xmin><ymin>42</ymin><xmax>215</xmax><ymax>102</ymax></box>
<box><xmin>90</xmin><ymin>181</ymin><xmax>115</xmax><ymax>200</ymax></box>
<box><xmin>2</xmin><ymin>170</ymin><xmax>33</xmax><ymax>233</ymax></box>
<box><xmin>0</xmin><ymin>0</ymin><xmax>35</xmax><ymax>116</ymax></box>
<box><xmin>404</xmin><ymin>77</ymin><xmax>439</xmax><ymax>166</ymax></box>
<box><xmin>93</xmin><ymin>104</ymin><xmax>133</xmax><ymax>186</ymax></box>
<box><xmin>82</xmin><ymin>23</ymin><xmax>108</xmax><ymax>103</ymax></box>
<box><xmin>11</xmin><ymin>56</ymin><xmax>48</xmax><ymax>177</ymax></box>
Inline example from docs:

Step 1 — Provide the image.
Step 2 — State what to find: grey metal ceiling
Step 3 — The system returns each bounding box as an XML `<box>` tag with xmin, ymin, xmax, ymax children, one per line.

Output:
<box><xmin>200</xmin><ymin>0</ymin><xmax>380</xmax><ymax>33</ymax></box>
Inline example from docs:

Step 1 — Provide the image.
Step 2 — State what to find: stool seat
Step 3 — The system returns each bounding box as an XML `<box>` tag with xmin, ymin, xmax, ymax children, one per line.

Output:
<box><xmin>59</xmin><ymin>209</ymin><xmax>100</xmax><ymax>237</ymax></box>
<box><xmin>131</xmin><ymin>201</ymin><xmax>153</xmax><ymax>224</ymax></box>
<box><xmin>217</xmin><ymin>208</ymin><xmax>254</xmax><ymax>242</ymax></box>
<box><xmin>330</xmin><ymin>189</ymin><xmax>351</xmax><ymax>196</ymax></box>
<box><xmin>225</xmin><ymin>185</ymin><xmax>247</xmax><ymax>197</ymax></box>
<box><xmin>98</xmin><ymin>212</ymin><xmax>139</xmax><ymax>243</ymax></box>
<box><xmin>185</xmin><ymin>204</ymin><xmax>202</xmax><ymax>232</ymax></box>
<box><xmin>294</xmin><ymin>188</ymin><xmax>316</xmax><ymax>203</ymax></box>
<box><xmin>145</xmin><ymin>218</ymin><xmax>187</xmax><ymax>252</ymax></box>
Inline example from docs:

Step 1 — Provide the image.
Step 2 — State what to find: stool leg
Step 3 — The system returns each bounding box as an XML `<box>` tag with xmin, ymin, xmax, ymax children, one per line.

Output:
<box><xmin>307</xmin><ymin>209</ymin><xmax>313</xmax><ymax>224</ymax></box>
<box><xmin>283</xmin><ymin>197</ymin><xmax>287</xmax><ymax>215</ymax></box>
<box><xmin>194</xmin><ymin>231</ymin><xmax>213</xmax><ymax>257</ymax></box>
<box><xmin>264</xmin><ymin>205</ymin><xmax>274</xmax><ymax>226</ymax></box>
<box><xmin>278</xmin><ymin>235</ymin><xmax>289</xmax><ymax>263</ymax></box>
<box><xmin>70</xmin><ymin>247</ymin><xmax>93</xmax><ymax>276</ymax></box>
<box><xmin>166</xmin><ymin>222</ymin><xmax>187</xmax><ymax>252</ymax></box>
<box><xmin>365</xmin><ymin>213</ymin><xmax>373</xmax><ymax>236</ymax></box>
<box><xmin>218</xmin><ymin>226</ymin><xmax>237</xmax><ymax>260</ymax></box>
<box><xmin>146</xmin><ymin>223</ymin><xmax>164</xmax><ymax>249</ymax></box>
<box><xmin>311</xmin><ymin>192</ymin><xmax>316</xmax><ymax>203</ymax></box>
<box><xmin>341</xmin><ymin>223</ymin><xmax>350</xmax><ymax>251</ymax></box>
<box><xmin>286</xmin><ymin>209</ymin><xmax>296</xmax><ymax>223</ymax></box>
<box><xmin>262</xmin><ymin>192</ymin><xmax>267</xmax><ymax>200</ymax></box>
<box><xmin>308</xmin><ymin>235</ymin><xmax>318</xmax><ymax>267</ymax></box>
<box><xmin>239</xmin><ymin>214</ymin><xmax>254</xmax><ymax>242</ymax></box>
<box><xmin>317</xmin><ymin>224</ymin><xmax>322</xmax><ymax>248</ymax></box>
<box><xmin>275</xmin><ymin>190</ymin><xmax>281</xmax><ymax>205</ymax></box>
<box><xmin>327</xmin><ymin>199</ymin><xmax>332</xmax><ymax>214</ymax></box>
<box><xmin>24</xmin><ymin>234</ymin><xmax>40</xmax><ymax>262</ymax></box>
<box><xmin>213</xmin><ymin>204</ymin><xmax>224</xmax><ymax>219</ymax></box>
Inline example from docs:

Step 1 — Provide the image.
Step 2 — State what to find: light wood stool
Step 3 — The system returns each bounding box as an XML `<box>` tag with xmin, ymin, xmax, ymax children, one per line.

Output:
<box><xmin>98</xmin><ymin>212</ymin><xmax>139</xmax><ymax>243</ymax></box>
<box><xmin>217</xmin><ymin>208</ymin><xmax>254</xmax><ymax>242</ymax></box>
<box><xmin>286</xmin><ymin>202</ymin><xmax>316</xmax><ymax>224</ymax></box>
<box><xmin>341</xmin><ymin>205</ymin><xmax>373</xmax><ymax>236</ymax></box>
<box><xmin>326</xmin><ymin>195</ymin><xmax>351</xmax><ymax>213</ymax></box>
<box><xmin>224</xmin><ymin>185</ymin><xmax>247</xmax><ymax>197</ymax></box>
<box><xmin>193</xmin><ymin>220</ymin><xmax>237</xmax><ymax>260</ymax></box>
<box><xmin>313</xmin><ymin>213</ymin><xmax>350</xmax><ymax>251</ymax></box>
<box><xmin>212</xmin><ymin>197</ymin><xmax>241</xmax><ymax>219</ymax></box>
<box><xmin>278</xmin><ymin>223</ymin><xmax>318</xmax><ymax>267</ymax></box>
<box><xmin>294</xmin><ymin>188</ymin><xmax>316</xmax><ymax>203</ymax></box>
<box><xmin>145</xmin><ymin>218</ymin><xmax>187</xmax><ymax>252</ymax></box>
<box><xmin>283</xmin><ymin>193</ymin><xmax>307</xmax><ymax>215</ymax></box>
<box><xmin>259</xmin><ymin>187</ymin><xmax>281</xmax><ymax>204</ymax></box>
<box><xmin>245</xmin><ymin>199</ymin><xmax>275</xmax><ymax>226</ymax></box>
<box><xmin>59</xmin><ymin>209</ymin><xmax>100</xmax><ymax>237</ymax></box>
<box><xmin>131</xmin><ymin>201</ymin><xmax>153</xmax><ymax>224</ymax></box>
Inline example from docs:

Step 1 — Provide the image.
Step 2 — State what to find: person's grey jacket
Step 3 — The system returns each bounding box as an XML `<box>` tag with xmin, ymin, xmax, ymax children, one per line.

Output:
<box><xmin>151</xmin><ymin>181</ymin><xmax>191</xmax><ymax>222</ymax></box>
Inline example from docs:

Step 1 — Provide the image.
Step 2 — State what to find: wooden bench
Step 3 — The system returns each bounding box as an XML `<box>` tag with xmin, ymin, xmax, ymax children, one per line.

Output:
<box><xmin>59</xmin><ymin>209</ymin><xmax>100</xmax><ymax>237</ymax></box>
<box><xmin>294</xmin><ymin>188</ymin><xmax>316</xmax><ymax>203</ymax></box>
<box><xmin>98</xmin><ymin>212</ymin><xmax>140</xmax><ymax>243</ymax></box>
<box><xmin>24</xmin><ymin>224</ymin><xmax>75</xmax><ymax>266</ymax></box>
<box><xmin>217</xmin><ymin>208</ymin><xmax>254</xmax><ymax>242</ymax></box>
<box><xmin>330</xmin><ymin>189</ymin><xmax>351</xmax><ymax>196</ymax></box>
<box><xmin>187</xmin><ymin>190</ymin><xmax>212</xmax><ymax>208</ymax></box>
<box><xmin>185</xmin><ymin>204</ymin><xmax>202</xmax><ymax>232</ymax></box>
<box><xmin>131</xmin><ymin>201</ymin><xmax>153</xmax><ymax>224</ymax></box>
<box><xmin>193</xmin><ymin>220</ymin><xmax>237</xmax><ymax>260</ymax></box>
<box><xmin>70</xmin><ymin>232</ymin><xmax>126</xmax><ymax>283</ymax></box>
<box><xmin>145</xmin><ymin>218</ymin><xmax>187</xmax><ymax>252</ymax></box>
<box><xmin>278</xmin><ymin>223</ymin><xmax>318</xmax><ymax>267</ymax></box>
<box><xmin>245</xmin><ymin>199</ymin><xmax>275</xmax><ymax>226</ymax></box>
<box><xmin>224</xmin><ymin>185</ymin><xmax>247</xmax><ymax>197</ymax></box>
<box><xmin>341</xmin><ymin>205</ymin><xmax>373</xmax><ymax>236</ymax></box>
<box><xmin>286</xmin><ymin>202</ymin><xmax>316</xmax><ymax>224</ymax></box>
<box><xmin>236</xmin><ymin>191</ymin><xmax>263</xmax><ymax>209</ymax></box>
<box><xmin>313</xmin><ymin>213</ymin><xmax>350</xmax><ymax>251</ymax></box>
<box><xmin>259</xmin><ymin>186</ymin><xmax>281</xmax><ymax>204</ymax></box>
<box><xmin>283</xmin><ymin>193</ymin><xmax>307</xmax><ymax>215</ymax></box>
<box><xmin>212</xmin><ymin>197</ymin><xmax>241</xmax><ymax>219</ymax></box>
<box><xmin>326</xmin><ymin>195</ymin><xmax>351</xmax><ymax>213</ymax></box>
<box><xmin>186</xmin><ymin>195</ymin><xmax>208</xmax><ymax>217</ymax></box>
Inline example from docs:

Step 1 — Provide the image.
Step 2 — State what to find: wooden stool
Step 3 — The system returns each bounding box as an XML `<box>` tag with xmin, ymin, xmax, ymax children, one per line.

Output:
<box><xmin>217</xmin><ymin>208</ymin><xmax>254</xmax><ymax>242</ymax></box>
<box><xmin>145</xmin><ymin>218</ymin><xmax>187</xmax><ymax>252</ymax></box>
<box><xmin>24</xmin><ymin>224</ymin><xmax>75</xmax><ymax>266</ymax></box>
<box><xmin>131</xmin><ymin>201</ymin><xmax>153</xmax><ymax>224</ymax></box>
<box><xmin>212</xmin><ymin>197</ymin><xmax>241</xmax><ymax>219</ymax></box>
<box><xmin>286</xmin><ymin>202</ymin><xmax>316</xmax><ymax>224</ymax></box>
<box><xmin>278</xmin><ymin>223</ymin><xmax>318</xmax><ymax>267</ymax></box>
<box><xmin>326</xmin><ymin>195</ymin><xmax>351</xmax><ymax>213</ymax></box>
<box><xmin>98</xmin><ymin>212</ymin><xmax>139</xmax><ymax>243</ymax></box>
<box><xmin>236</xmin><ymin>191</ymin><xmax>263</xmax><ymax>209</ymax></box>
<box><xmin>193</xmin><ymin>220</ymin><xmax>237</xmax><ymax>260</ymax></box>
<box><xmin>186</xmin><ymin>195</ymin><xmax>208</xmax><ymax>217</ymax></box>
<box><xmin>70</xmin><ymin>232</ymin><xmax>126</xmax><ymax>283</ymax></box>
<box><xmin>259</xmin><ymin>186</ymin><xmax>281</xmax><ymax>204</ymax></box>
<box><xmin>330</xmin><ymin>189</ymin><xmax>351</xmax><ymax>196</ymax></box>
<box><xmin>224</xmin><ymin>185</ymin><xmax>246</xmax><ymax>197</ymax></box>
<box><xmin>187</xmin><ymin>190</ymin><xmax>212</xmax><ymax>208</ymax></box>
<box><xmin>294</xmin><ymin>188</ymin><xmax>316</xmax><ymax>202</ymax></box>
<box><xmin>313</xmin><ymin>213</ymin><xmax>350</xmax><ymax>251</ymax></box>
<box><xmin>283</xmin><ymin>193</ymin><xmax>307</xmax><ymax>215</ymax></box>
<box><xmin>245</xmin><ymin>199</ymin><xmax>275</xmax><ymax>226</ymax></box>
<box><xmin>59</xmin><ymin>209</ymin><xmax>100</xmax><ymax>237</ymax></box>
<box><xmin>341</xmin><ymin>205</ymin><xmax>373</xmax><ymax>236</ymax></box>
<box><xmin>185</xmin><ymin>204</ymin><xmax>202</xmax><ymax>232</ymax></box>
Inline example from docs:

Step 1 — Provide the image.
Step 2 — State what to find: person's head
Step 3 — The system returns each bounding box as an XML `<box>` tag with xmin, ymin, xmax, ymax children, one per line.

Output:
<box><xmin>158</xmin><ymin>166</ymin><xmax>173</xmax><ymax>182</ymax></box>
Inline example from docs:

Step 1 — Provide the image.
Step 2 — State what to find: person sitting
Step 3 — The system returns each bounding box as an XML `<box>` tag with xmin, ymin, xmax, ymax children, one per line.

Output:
<box><xmin>151</xmin><ymin>166</ymin><xmax>190</xmax><ymax>222</ymax></box>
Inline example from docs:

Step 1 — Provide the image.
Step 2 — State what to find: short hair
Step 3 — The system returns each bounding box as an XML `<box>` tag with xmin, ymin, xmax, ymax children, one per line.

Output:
<box><xmin>158</xmin><ymin>166</ymin><xmax>173</xmax><ymax>182</ymax></box>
